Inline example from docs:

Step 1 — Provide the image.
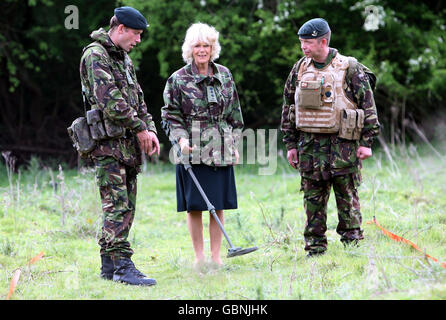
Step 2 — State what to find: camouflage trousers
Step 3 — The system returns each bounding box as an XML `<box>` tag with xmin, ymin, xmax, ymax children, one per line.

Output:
<box><xmin>301</xmin><ymin>173</ymin><xmax>364</xmax><ymax>253</ymax></box>
<box><xmin>94</xmin><ymin>156</ymin><xmax>139</xmax><ymax>260</ymax></box>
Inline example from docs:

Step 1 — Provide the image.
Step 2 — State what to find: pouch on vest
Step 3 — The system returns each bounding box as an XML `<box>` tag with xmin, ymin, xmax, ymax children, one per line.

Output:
<box><xmin>339</xmin><ymin>109</ymin><xmax>364</xmax><ymax>140</ymax></box>
<box><xmin>339</xmin><ymin>109</ymin><xmax>357</xmax><ymax>140</ymax></box>
<box><xmin>353</xmin><ymin>109</ymin><xmax>364</xmax><ymax>140</ymax></box>
<box><xmin>86</xmin><ymin>109</ymin><xmax>108</xmax><ymax>141</ymax></box>
<box><xmin>67</xmin><ymin>117</ymin><xmax>96</xmax><ymax>156</ymax></box>
<box><xmin>297</xmin><ymin>80</ymin><xmax>322</xmax><ymax>109</ymax></box>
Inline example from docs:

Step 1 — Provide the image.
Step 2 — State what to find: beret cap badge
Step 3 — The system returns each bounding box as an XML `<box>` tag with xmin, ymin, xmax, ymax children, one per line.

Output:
<box><xmin>297</xmin><ymin>18</ymin><xmax>330</xmax><ymax>39</ymax></box>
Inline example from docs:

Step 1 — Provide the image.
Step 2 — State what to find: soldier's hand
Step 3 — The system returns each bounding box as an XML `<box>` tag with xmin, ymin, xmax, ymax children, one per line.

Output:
<box><xmin>357</xmin><ymin>146</ymin><xmax>372</xmax><ymax>160</ymax></box>
<box><xmin>287</xmin><ymin>149</ymin><xmax>299</xmax><ymax>169</ymax></box>
<box><xmin>137</xmin><ymin>130</ymin><xmax>150</xmax><ymax>154</ymax></box>
<box><xmin>147</xmin><ymin>131</ymin><xmax>160</xmax><ymax>156</ymax></box>
<box><xmin>137</xmin><ymin>130</ymin><xmax>160</xmax><ymax>157</ymax></box>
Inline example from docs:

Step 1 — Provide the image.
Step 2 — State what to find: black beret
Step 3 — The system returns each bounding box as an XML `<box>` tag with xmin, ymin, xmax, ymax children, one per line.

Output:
<box><xmin>298</xmin><ymin>18</ymin><xmax>330</xmax><ymax>39</ymax></box>
<box><xmin>114</xmin><ymin>6</ymin><xmax>149</xmax><ymax>30</ymax></box>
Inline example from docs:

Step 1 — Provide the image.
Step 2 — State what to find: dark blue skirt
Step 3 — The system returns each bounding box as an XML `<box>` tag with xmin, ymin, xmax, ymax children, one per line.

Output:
<box><xmin>176</xmin><ymin>164</ymin><xmax>238</xmax><ymax>212</ymax></box>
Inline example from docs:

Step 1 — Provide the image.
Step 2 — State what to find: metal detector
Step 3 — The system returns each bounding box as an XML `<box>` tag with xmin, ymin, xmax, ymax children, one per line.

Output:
<box><xmin>183</xmin><ymin>162</ymin><xmax>258</xmax><ymax>258</ymax></box>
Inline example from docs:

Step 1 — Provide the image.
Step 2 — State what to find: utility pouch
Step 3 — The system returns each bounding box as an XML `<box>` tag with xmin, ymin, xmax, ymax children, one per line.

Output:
<box><xmin>297</xmin><ymin>80</ymin><xmax>322</xmax><ymax>109</ymax></box>
<box><xmin>86</xmin><ymin>109</ymin><xmax>107</xmax><ymax>141</ymax></box>
<box><xmin>353</xmin><ymin>109</ymin><xmax>364</xmax><ymax>140</ymax></box>
<box><xmin>67</xmin><ymin>117</ymin><xmax>96</xmax><ymax>156</ymax></box>
<box><xmin>104</xmin><ymin>118</ymin><xmax>125</xmax><ymax>138</ymax></box>
<box><xmin>339</xmin><ymin>109</ymin><xmax>364</xmax><ymax>140</ymax></box>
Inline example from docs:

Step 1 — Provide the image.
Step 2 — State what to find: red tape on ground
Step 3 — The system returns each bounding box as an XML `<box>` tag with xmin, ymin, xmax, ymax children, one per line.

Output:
<box><xmin>366</xmin><ymin>218</ymin><xmax>446</xmax><ymax>269</ymax></box>
<box><xmin>5</xmin><ymin>251</ymin><xmax>44</xmax><ymax>300</ymax></box>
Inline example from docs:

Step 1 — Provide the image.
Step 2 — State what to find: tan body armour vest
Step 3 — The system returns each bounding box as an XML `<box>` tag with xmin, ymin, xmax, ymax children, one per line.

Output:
<box><xmin>294</xmin><ymin>53</ymin><xmax>364</xmax><ymax>139</ymax></box>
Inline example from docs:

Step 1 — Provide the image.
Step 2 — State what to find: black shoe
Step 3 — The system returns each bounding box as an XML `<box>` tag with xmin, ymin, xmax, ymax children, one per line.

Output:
<box><xmin>306</xmin><ymin>250</ymin><xmax>326</xmax><ymax>258</ymax></box>
<box><xmin>112</xmin><ymin>258</ymin><xmax>157</xmax><ymax>286</ymax></box>
<box><xmin>100</xmin><ymin>255</ymin><xmax>114</xmax><ymax>280</ymax></box>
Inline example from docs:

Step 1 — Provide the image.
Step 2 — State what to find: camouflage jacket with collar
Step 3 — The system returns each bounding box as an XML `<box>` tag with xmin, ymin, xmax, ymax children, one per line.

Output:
<box><xmin>161</xmin><ymin>61</ymin><xmax>244</xmax><ymax>166</ymax></box>
<box><xmin>80</xmin><ymin>28</ymin><xmax>157</xmax><ymax>168</ymax></box>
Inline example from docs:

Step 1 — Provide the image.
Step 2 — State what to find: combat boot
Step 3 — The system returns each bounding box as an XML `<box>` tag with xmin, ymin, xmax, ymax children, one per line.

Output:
<box><xmin>112</xmin><ymin>257</ymin><xmax>157</xmax><ymax>286</ymax></box>
<box><xmin>100</xmin><ymin>255</ymin><xmax>114</xmax><ymax>280</ymax></box>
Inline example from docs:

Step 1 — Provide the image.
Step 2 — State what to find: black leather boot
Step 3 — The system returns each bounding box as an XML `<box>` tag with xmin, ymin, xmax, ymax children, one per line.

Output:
<box><xmin>112</xmin><ymin>257</ymin><xmax>157</xmax><ymax>286</ymax></box>
<box><xmin>100</xmin><ymin>255</ymin><xmax>114</xmax><ymax>280</ymax></box>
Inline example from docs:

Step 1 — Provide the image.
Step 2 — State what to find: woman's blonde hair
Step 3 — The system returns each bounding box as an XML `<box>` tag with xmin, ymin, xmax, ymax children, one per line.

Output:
<box><xmin>181</xmin><ymin>22</ymin><xmax>221</xmax><ymax>64</ymax></box>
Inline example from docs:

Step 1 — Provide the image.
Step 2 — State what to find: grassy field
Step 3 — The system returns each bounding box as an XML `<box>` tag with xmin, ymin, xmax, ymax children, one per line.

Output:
<box><xmin>1</xmin><ymin>142</ymin><xmax>446</xmax><ymax>300</ymax></box>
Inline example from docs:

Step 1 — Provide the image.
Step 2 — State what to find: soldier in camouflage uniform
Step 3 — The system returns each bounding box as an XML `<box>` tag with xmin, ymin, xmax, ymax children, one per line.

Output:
<box><xmin>280</xmin><ymin>18</ymin><xmax>380</xmax><ymax>257</ymax></box>
<box><xmin>161</xmin><ymin>23</ymin><xmax>244</xmax><ymax>266</ymax></box>
<box><xmin>80</xmin><ymin>7</ymin><xmax>160</xmax><ymax>285</ymax></box>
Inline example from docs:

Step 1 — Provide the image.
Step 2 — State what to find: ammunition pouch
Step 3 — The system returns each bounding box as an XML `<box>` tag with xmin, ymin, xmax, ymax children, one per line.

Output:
<box><xmin>67</xmin><ymin>117</ymin><xmax>96</xmax><ymax>157</ymax></box>
<box><xmin>87</xmin><ymin>108</ymin><xmax>125</xmax><ymax>140</ymax></box>
<box><xmin>67</xmin><ymin>108</ymin><xmax>126</xmax><ymax>157</ymax></box>
<box><xmin>104</xmin><ymin>118</ymin><xmax>125</xmax><ymax>139</ymax></box>
<box><xmin>338</xmin><ymin>109</ymin><xmax>364</xmax><ymax>140</ymax></box>
<box><xmin>86</xmin><ymin>109</ymin><xmax>107</xmax><ymax>140</ymax></box>
<box><xmin>297</xmin><ymin>80</ymin><xmax>322</xmax><ymax>109</ymax></box>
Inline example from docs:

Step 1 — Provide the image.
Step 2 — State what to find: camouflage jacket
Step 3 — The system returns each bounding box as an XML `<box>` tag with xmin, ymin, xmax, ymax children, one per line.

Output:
<box><xmin>161</xmin><ymin>61</ymin><xmax>244</xmax><ymax>166</ymax></box>
<box><xmin>79</xmin><ymin>28</ymin><xmax>157</xmax><ymax>168</ymax></box>
<box><xmin>280</xmin><ymin>48</ymin><xmax>380</xmax><ymax>180</ymax></box>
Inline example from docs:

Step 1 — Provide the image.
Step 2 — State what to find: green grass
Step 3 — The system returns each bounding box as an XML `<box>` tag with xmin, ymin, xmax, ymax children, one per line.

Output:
<box><xmin>1</xmin><ymin>142</ymin><xmax>446</xmax><ymax>300</ymax></box>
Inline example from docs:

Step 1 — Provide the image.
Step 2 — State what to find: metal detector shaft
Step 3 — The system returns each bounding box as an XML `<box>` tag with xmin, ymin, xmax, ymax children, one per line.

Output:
<box><xmin>183</xmin><ymin>163</ymin><xmax>236</xmax><ymax>249</ymax></box>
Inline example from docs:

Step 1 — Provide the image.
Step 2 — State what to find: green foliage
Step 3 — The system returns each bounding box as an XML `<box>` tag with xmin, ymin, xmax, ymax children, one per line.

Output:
<box><xmin>0</xmin><ymin>0</ymin><xmax>445</xmax><ymax>160</ymax></box>
<box><xmin>0</xmin><ymin>0</ymin><xmax>118</xmax><ymax>155</ymax></box>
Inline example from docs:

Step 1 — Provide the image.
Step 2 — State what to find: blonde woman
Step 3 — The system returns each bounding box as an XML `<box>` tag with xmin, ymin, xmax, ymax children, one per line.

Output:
<box><xmin>161</xmin><ymin>23</ymin><xmax>244</xmax><ymax>267</ymax></box>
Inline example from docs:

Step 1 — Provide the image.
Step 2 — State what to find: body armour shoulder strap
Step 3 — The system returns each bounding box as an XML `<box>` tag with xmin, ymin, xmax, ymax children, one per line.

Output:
<box><xmin>347</xmin><ymin>57</ymin><xmax>377</xmax><ymax>92</ymax></box>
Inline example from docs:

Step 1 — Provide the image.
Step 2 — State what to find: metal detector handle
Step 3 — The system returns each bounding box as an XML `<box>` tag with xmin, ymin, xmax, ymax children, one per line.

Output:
<box><xmin>183</xmin><ymin>164</ymin><xmax>215</xmax><ymax>212</ymax></box>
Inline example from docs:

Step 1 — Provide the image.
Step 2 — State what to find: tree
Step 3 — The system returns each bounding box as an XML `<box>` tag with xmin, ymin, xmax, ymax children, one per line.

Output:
<box><xmin>0</xmin><ymin>0</ymin><xmax>116</xmax><ymax>165</ymax></box>
<box><xmin>1</xmin><ymin>0</ymin><xmax>445</xmax><ymax>165</ymax></box>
